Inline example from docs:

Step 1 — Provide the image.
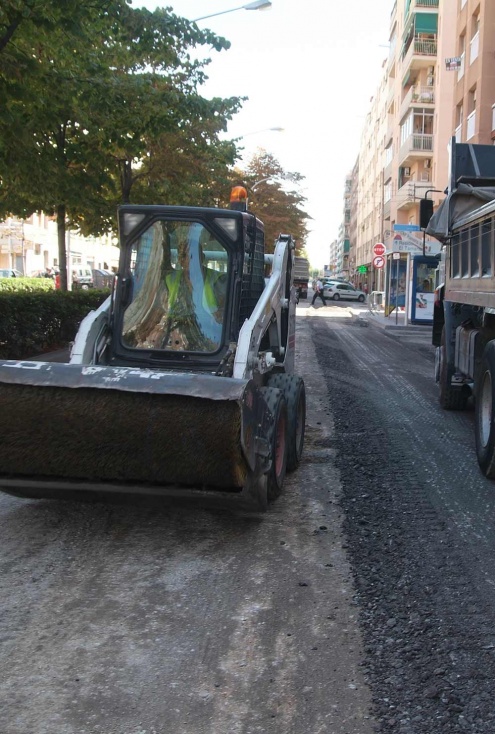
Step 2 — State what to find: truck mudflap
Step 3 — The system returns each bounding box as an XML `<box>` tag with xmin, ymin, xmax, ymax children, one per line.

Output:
<box><xmin>0</xmin><ymin>361</ymin><xmax>272</xmax><ymax>510</ymax></box>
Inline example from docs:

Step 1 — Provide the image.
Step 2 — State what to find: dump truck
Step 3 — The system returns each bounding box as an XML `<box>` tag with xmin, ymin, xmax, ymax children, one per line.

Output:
<box><xmin>426</xmin><ymin>138</ymin><xmax>495</xmax><ymax>477</ymax></box>
<box><xmin>293</xmin><ymin>256</ymin><xmax>310</xmax><ymax>301</ymax></box>
<box><xmin>0</xmin><ymin>188</ymin><xmax>305</xmax><ymax>511</ymax></box>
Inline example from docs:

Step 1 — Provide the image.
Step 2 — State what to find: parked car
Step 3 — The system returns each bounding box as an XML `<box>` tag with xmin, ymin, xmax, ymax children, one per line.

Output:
<box><xmin>0</xmin><ymin>268</ymin><xmax>23</xmax><ymax>278</ymax></box>
<box><xmin>72</xmin><ymin>268</ymin><xmax>94</xmax><ymax>290</ymax></box>
<box><xmin>30</xmin><ymin>269</ymin><xmax>57</xmax><ymax>279</ymax></box>
<box><xmin>323</xmin><ymin>282</ymin><xmax>367</xmax><ymax>302</ymax></box>
<box><xmin>92</xmin><ymin>269</ymin><xmax>115</xmax><ymax>289</ymax></box>
<box><xmin>323</xmin><ymin>278</ymin><xmax>352</xmax><ymax>287</ymax></box>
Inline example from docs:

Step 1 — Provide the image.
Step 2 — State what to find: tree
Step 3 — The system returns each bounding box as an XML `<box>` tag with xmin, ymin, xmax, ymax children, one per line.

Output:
<box><xmin>0</xmin><ymin>1</ymin><xmax>243</xmax><ymax>288</ymax></box>
<box><xmin>235</xmin><ymin>150</ymin><xmax>310</xmax><ymax>254</ymax></box>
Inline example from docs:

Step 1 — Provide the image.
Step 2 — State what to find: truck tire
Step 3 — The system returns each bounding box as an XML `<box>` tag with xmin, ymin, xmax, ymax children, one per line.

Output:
<box><xmin>438</xmin><ymin>325</ymin><xmax>467</xmax><ymax>410</ymax></box>
<box><xmin>475</xmin><ymin>342</ymin><xmax>495</xmax><ymax>478</ymax></box>
<box><xmin>267</xmin><ymin>374</ymin><xmax>305</xmax><ymax>471</ymax></box>
<box><xmin>260</xmin><ymin>387</ymin><xmax>288</xmax><ymax>501</ymax></box>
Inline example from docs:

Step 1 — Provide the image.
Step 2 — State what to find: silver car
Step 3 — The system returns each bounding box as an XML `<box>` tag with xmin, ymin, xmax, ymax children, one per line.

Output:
<box><xmin>323</xmin><ymin>282</ymin><xmax>367</xmax><ymax>302</ymax></box>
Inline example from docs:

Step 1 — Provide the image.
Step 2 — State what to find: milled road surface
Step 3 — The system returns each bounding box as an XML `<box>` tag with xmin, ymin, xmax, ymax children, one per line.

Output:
<box><xmin>0</xmin><ymin>311</ymin><xmax>373</xmax><ymax>734</ymax></box>
<box><xmin>2</xmin><ymin>302</ymin><xmax>495</xmax><ymax>733</ymax></box>
<box><xmin>308</xmin><ymin>301</ymin><xmax>495</xmax><ymax>733</ymax></box>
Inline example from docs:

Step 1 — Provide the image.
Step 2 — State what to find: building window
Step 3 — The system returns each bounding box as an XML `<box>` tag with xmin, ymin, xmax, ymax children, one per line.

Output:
<box><xmin>467</xmin><ymin>91</ymin><xmax>476</xmax><ymax>139</ymax></box>
<box><xmin>468</xmin><ymin>87</ymin><xmax>476</xmax><ymax>115</ymax></box>
<box><xmin>470</xmin><ymin>14</ymin><xmax>480</xmax><ymax>63</ymax></box>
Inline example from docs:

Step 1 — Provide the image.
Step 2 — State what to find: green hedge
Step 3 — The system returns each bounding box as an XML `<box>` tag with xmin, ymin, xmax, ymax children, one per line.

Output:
<box><xmin>0</xmin><ymin>277</ymin><xmax>55</xmax><ymax>293</ymax></box>
<box><xmin>0</xmin><ymin>289</ymin><xmax>111</xmax><ymax>360</ymax></box>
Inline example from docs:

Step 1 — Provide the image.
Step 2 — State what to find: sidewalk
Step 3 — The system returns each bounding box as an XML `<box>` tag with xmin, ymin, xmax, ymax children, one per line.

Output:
<box><xmin>364</xmin><ymin>307</ymin><xmax>432</xmax><ymax>334</ymax></box>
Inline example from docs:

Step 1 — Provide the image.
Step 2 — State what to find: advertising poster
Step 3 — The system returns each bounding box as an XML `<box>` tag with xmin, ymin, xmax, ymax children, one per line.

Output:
<box><xmin>412</xmin><ymin>260</ymin><xmax>437</xmax><ymax>322</ymax></box>
<box><xmin>389</xmin><ymin>258</ymin><xmax>407</xmax><ymax>309</ymax></box>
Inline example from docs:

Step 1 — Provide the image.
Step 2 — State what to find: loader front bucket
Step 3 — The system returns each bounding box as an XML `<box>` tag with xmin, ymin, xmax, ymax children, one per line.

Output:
<box><xmin>0</xmin><ymin>361</ymin><xmax>271</xmax><ymax>511</ymax></box>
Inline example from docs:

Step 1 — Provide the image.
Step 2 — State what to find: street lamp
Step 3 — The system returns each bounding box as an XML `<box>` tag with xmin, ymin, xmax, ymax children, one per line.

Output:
<box><xmin>193</xmin><ymin>1</ymin><xmax>272</xmax><ymax>22</ymax></box>
<box><xmin>251</xmin><ymin>176</ymin><xmax>277</xmax><ymax>191</ymax></box>
<box><xmin>238</xmin><ymin>126</ymin><xmax>284</xmax><ymax>137</ymax></box>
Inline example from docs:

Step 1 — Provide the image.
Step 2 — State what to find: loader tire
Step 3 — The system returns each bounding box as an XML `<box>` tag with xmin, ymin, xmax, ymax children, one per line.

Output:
<box><xmin>260</xmin><ymin>387</ymin><xmax>288</xmax><ymax>501</ymax></box>
<box><xmin>267</xmin><ymin>374</ymin><xmax>305</xmax><ymax>471</ymax></box>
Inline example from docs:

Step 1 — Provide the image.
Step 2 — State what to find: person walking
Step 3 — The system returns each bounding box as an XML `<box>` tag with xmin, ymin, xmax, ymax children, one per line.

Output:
<box><xmin>311</xmin><ymin>278</ymin><xmax>327</xmax><ymax>307</ymax></box>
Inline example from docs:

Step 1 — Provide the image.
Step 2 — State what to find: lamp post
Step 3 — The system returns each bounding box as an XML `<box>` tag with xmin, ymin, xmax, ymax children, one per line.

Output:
<box><xmin>193</xmin><ymin>1</ymin><xmax>272</xmax><ymax>22</ymax></box>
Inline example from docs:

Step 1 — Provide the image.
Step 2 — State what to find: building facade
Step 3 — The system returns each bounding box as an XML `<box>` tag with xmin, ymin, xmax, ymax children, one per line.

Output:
<box><xmin>452</xmin><ymin>0</ymin><xmax>495</xmax><ymax>146</ymax></box>
<box><xmin>0</xmin><ymin>213</ymin><xmax>120</xmax><ymax>281</ymax></box>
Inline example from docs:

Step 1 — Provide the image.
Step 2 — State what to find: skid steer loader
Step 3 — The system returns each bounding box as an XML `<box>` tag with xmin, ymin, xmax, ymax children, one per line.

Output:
<box><xmin>0</xmin><ymin>189</ymin><xmax>305</xmax><ymax>511</ymax></box>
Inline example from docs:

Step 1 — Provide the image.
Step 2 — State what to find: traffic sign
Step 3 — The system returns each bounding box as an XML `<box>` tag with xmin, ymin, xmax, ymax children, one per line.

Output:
<box><xmin>373</xmin><ymin>255</ymin><xmax>385</xmax><ymax>269</ymax></box>
<box><xmin>373</xmin><ymin>242</ymin><xmax>385</xmax><ymax>257</ymax></box>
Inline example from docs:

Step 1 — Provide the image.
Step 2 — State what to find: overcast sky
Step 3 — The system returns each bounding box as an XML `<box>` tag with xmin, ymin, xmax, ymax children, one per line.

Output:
<box><xmin>134</xmin><ymin>0</ymin><xmax>393</xmax><ymax>267</ymax></box>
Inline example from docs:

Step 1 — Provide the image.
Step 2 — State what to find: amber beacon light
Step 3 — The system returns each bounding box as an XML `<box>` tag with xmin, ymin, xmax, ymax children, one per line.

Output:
<box><xmin>230</xmin><ymin>186</ymin><xmax>248</xmax><ymax>211</ymax></box>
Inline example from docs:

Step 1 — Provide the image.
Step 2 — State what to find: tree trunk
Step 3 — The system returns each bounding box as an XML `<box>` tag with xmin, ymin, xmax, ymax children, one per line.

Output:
<box><xmin>120</xmin><ymin>160</ymin><xmax>133</xmax><ymax>204</ymax></box>
<box><xmin>57</xmin><ymin>204</ymin><xmax>68</xmax><ymax>291</ymax></box>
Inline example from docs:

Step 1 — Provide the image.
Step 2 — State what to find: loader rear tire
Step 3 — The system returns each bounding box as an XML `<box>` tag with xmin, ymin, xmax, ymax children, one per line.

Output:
<box><xmin>267</xmin><ymin>374</ymin><xmax>305</xmax><ymax>471</ymax></box>
<box><xmin>260</xmin><ymin>387</ymin><xmax>288</xmax><ymax>501</ymax></box>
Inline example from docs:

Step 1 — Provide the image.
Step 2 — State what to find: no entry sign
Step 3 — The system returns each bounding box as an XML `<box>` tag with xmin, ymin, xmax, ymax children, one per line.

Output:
<box><xmin>373</xmin><ymin>255</ymin><xmax>385</xmax><ymax>269</ymax></box>
<box><xmin>373</xmin><ymin>242</ymin><xmax>386</xmax><ymax>257</ymax></box>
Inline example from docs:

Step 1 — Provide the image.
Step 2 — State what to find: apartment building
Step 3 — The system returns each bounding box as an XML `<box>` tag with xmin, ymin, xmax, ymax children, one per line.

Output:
<box><xmin>0</xmin><ymin>213</ymin><xmax>120</xmax><ymax>278</ymax></box>
<box><xmin>356</xmin><ymin>67</ymin><xmax>388</xmax><ymax>291</ymax></box>
<box><xmin>453</xmin><ymin>0</ymin><xmax>495</xmax><ymax>145</ymax></box>
<box><xmin>348</xmin><ymin>157</ymin><xmax>359</xmax><ymax>283</ymax></box>
<box><xmin>345</xmin><ymin>0</ymin><xmax>457</xmax><ymax>297</ymax></box>
<box><xmin>383</xmin><ymin>0</ymin><xmax>456</xmax><ymax>244</ymax></box>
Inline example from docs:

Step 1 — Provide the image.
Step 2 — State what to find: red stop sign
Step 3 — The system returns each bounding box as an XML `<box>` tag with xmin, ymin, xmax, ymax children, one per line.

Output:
<box><xmin>373</xmin><ymin>242</ymin><xmax>385</xmax><ymax>257</ymax></box>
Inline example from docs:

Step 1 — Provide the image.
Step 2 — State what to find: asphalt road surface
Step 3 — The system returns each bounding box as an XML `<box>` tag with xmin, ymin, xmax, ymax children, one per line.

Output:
<box><xmin>1</xmin><ymin>302</ymin><xmax>495</xmax><ymax>733</ymax></box>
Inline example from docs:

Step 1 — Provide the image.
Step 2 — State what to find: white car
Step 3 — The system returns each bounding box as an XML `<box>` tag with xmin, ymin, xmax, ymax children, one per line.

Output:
<box><xmin>0</xmin><ymin>268</ymin><xmax>23</xmax><ymax>278</ymax></box>
<box><xmin>323</xmin><ymin>282</ymin><xmax>367</xmax><ymax>302</ymax></box>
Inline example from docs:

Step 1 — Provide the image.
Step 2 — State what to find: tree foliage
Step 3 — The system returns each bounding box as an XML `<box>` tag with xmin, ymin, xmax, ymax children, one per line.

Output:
<box><xmin>234</xmin><ymin>150</ymin><xmax>310</xmax><ymax>255</ymax></box>
<box><xmin>0</xmin><ymin>1</ymin><xmax>244</xmax><ymax>287</ymax></box>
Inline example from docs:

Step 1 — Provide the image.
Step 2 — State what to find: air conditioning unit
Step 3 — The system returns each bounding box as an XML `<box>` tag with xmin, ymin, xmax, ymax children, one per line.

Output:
<box><xmin>424</xmin><ymin>159</ymin><xmax>431</xmax><ymax>169</ymax></box>
<box><xmin>404</xmin><ymin>167</ymin><xmax>411</xmax><ymax>176</ymax></box>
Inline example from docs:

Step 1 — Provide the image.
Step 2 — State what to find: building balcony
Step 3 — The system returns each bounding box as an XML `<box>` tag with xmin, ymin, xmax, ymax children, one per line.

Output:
<box><xmin>396</xmin><ymin>178</ymin><xmax>432</xmax><ymax>211</ymax></box>
<box><xmin>401</xmin><ymin>36</ymin><xmax>437</xmax><ymax>81</ymax></box>
<box><xmin>470</xmin><ymin>31</ymin><xmax>479</xmax><ymax>65</ymax></box>
<box><xmin>398</xmin><ymin>133</ymin><xmax>433</xmax><ymax>166</ymax></box>
<box><xmin>466</xmin><ymin>110</ymin><xmax>476</xmax><ymax>140</ymax></box>
<box><xmin>399</xmin><ymin>85</ymin><xmax>434</xmax><ymax>120</ymax></box>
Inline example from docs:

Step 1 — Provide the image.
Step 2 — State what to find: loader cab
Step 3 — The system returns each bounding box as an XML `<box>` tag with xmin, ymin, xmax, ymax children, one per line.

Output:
<box><xmin>112</xmin><ymin>205</ymin><xmax>265</xmax><ymax>371</ymax></box>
